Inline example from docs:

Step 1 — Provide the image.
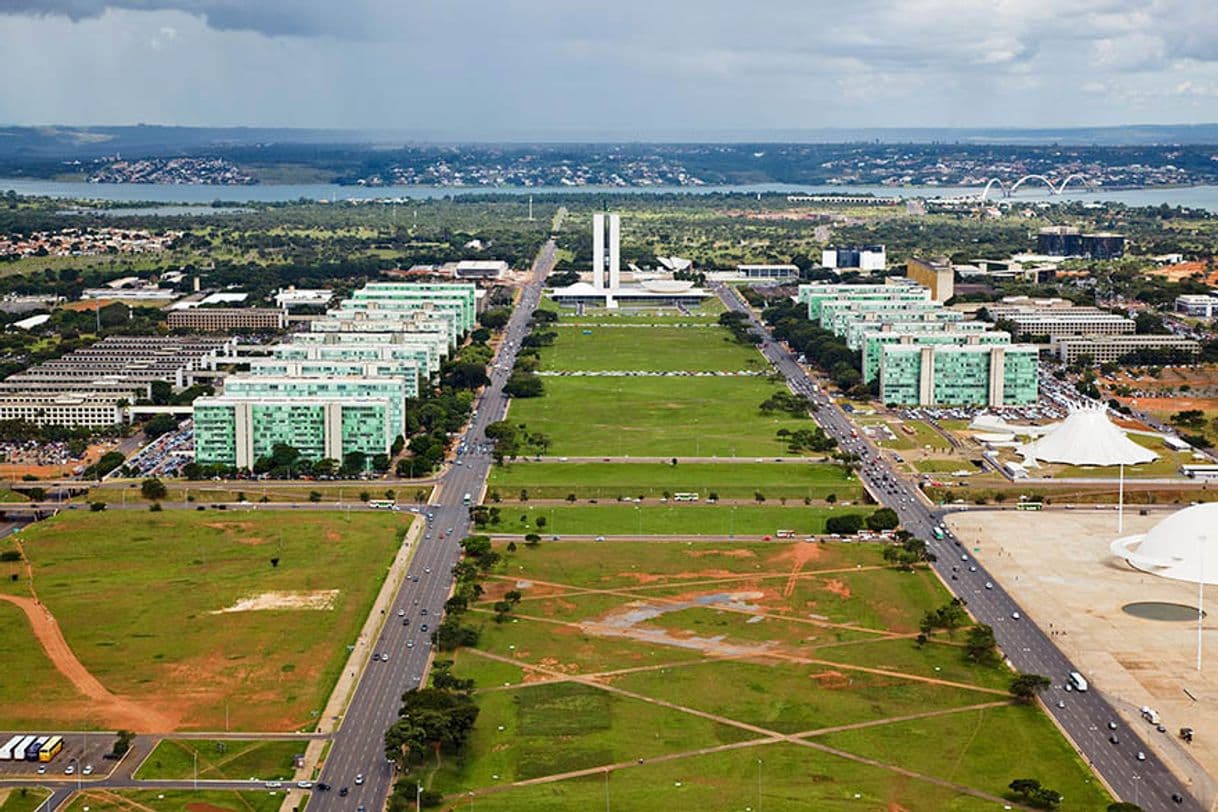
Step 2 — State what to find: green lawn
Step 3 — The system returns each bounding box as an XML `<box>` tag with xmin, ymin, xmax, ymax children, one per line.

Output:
<box><xmin>0</xmin><ymin>788</ymin><xmax>50</xmax><ymax>812</ymax></box>
<box><xmin>507</xmin><ymin>376</ymin><xmax>814</xmax><ymax>457</ymax></box>
<box><xmin>913</xmin><ymin>459</ymin><xmax>980</xmax><ymax>473</ymax></box>
<box><xmin>889</xmin><ymin>420</ymin><xmax>952</xmax><ymax>451</ymax></box>
<box><xmin>135</xmin><ymin>739</ymin><xmax>303</xmax><ymax>781</ymax></box>
<box><xmin>0</xmin><ymin>601</ymin><xmax>97</xmax><ymax>728</ymax></box>
<box><xmin>441</xmin><ymin>740</ymin><xmax>1000</xmax><ymax>811</ymax></box>
<box><xmin>0</xmin><ymin>510</ymin><xmax>408</xmax><ymax>731</ymax></box>
<box><xmin>816</xmin><ymin>704</ymin><xmax>1112</xmax><ymax>811</ymax></box>
<box><xmin>484</xmin><ymin>504</ymin><xmax>871</xmax><ymax>536</ymax></box>
<box><xmin>410</xmin><ymin>540</ymin><xmax>1105</xmax><ymax>810</ymax></box>
<box><xmin>63</xmin><ymin>790</ymin><xmax>284</xmax><ymax>812</ymax></box>
<box><xmin>541</xmin><ymin>325</ymin><xmax>766</xmax><ymax>372</ymax></box>
<box><xmin>487</xmin><ymin>462</ymin><xmax>860</xmax><ymax>501</ymax></box>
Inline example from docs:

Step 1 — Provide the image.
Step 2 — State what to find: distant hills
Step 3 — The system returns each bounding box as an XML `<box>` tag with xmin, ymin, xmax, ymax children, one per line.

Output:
<box><xmin>2</xmin><ymin>123</ymin><xmax>1218</xmax><ymax>160</ymax></box>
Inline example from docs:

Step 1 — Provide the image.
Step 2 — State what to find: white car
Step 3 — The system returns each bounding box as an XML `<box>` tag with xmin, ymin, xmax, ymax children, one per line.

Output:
<box><xmin>1011</xmin><ymin>612</ymin><xmax>1021</xmax><ymax>620</ymax></box>
<box><xmin>355</xmin><ymin>774</ymin><xmax>365</xmax><ymax>785</ymax></box>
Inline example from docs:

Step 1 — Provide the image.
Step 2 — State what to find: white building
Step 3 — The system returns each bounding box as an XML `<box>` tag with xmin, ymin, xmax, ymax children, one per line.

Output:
<box><xmin>275</xmin><ymin>287</ymin><xmax>335</xmax><ymax>309</ymax></box>
<box><xmin>1111</xmin><ymin>502</ymin><xmax>1218</xmax><ymax>585</ymax></box>
<box><xmin>451</xmin><ymin>260</ymin><xmax>509</xmax><ymax>280</ymax></box>
<box><xmin>1175</xmin><ymin>294</ymin><xmax>1218</xmax><ymax>319</ymax></box>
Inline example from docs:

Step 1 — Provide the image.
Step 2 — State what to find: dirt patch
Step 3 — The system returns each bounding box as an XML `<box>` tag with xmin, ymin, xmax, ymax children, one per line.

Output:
<box><xmin>810</xmin><ymin>669</ymin><xmax>851</xmax><ymax>689</ymax></box>
<box><xmin>685</xmin><ymin>549</ymin><xmax>756</xmax><ymax>559</ymax></box>
<box><xmin>822</xmin><ymin>579</ymin><xmax>852</xmax><ymax>599</ymax></box>
<box><xmin>212</xmin><ymin>590</ymin><xmax>340</xmax><ymax>613</ymax></box>
<box><xmin>235</xmin><ymin>537</ymin><xmax>266</xmax><ymax>546</ymax></box>
<box><xmin>0</xmin><ymin>593</ymin><xmax>175</xmax><ymax>731</ymax></box>
<box><xmin>187</xmin><ymin>804</ymin><xmax>233</xmax><ymax>812</ymax></box>
<box><xmin>325</xmin><ymin>530</ymin><xmax>342</xmax><ymax>542</ymax></box>
<box><xmin>203</xmin><ymin>521</ymin><xmax>254</xmax><ymax>531</ymax></box>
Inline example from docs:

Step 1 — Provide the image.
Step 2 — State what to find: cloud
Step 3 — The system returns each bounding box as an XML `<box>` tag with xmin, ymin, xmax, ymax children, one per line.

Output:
<box><xmin>1</xmin><ymin>1</ymin><xmax>1217</xmax><ymax>131</ymax></box>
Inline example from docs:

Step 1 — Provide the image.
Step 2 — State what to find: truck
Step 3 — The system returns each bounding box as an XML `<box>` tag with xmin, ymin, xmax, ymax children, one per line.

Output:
<box><xmin>9</xmin><ymin>736</ymin><xmax>34</xmax><ymax>763</ymax></box>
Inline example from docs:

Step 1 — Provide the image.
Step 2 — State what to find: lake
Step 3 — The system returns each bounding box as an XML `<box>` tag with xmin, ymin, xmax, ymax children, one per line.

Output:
<box><xmin>6</xmin><ymin>177</ymin><xmax>1218</xmax><ymax>211</ymax></box>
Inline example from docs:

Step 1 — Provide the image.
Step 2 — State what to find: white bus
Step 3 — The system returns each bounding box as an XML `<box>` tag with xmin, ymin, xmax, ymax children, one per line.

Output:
<box><xmin>9</xmin><ymin>736</ymin><xmax>35</xmax><ymax>763</ymax></box>
<box><xmin>673</xmin><ymin>493</ymin><xmax>699</xmax><ymax>502</ymax></box>
<box><xmin>0</xmin><ymin>734</ymin><xmax>23</xmax><ymax>760</ymax></box>
<box><xmin>1068</xmin><ymin>671</ymin><xmax>1089</xmax><ymax>692</ymax></box>
<box><xmin>367</xmin><ymin>499</ymin><xmax>396</xmax><ymax>510</ymax></box>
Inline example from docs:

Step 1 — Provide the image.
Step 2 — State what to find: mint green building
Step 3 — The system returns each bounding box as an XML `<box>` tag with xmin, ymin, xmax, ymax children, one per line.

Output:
<box><xmin>247</xmin><ymin>359</ymin><xmax>422</xmax><ymax>397</ymax></box>
<box><xmin>268</xmin><ymin>341</ymin><xmax>441</xmax><ymax>376</ymax></box>
<box><xmin>861</xmin><ymin>329</ymin><xmax>1012</xmax><ymax>384</ymax></box>
<box><xmin>820</xmin><ymin>299</ymin><xmax>953</xmax><ymax>334</ymax></box>
<box><xmin>842</xmin><ymin>316</ymin><xmax>986</xmax><ymax>350</ymax></box>
<box><xmin>349</xmin><ymin>282</ymin><xmax>477</xmax><ymax>333</ymax></box>
<box><xmin>879</xmin><ymin>344</ymin><xmax>1039</xmax><ymax>406</ymax></box>
<box><xmin>799</xmin><ymin>283</ymin><xmax>930</xmax><ymax>320</ymax></box>
<box><xmin>311</xmin><ymin>310</ymin><xmax>459</xmax><ymax>347</ymax></box>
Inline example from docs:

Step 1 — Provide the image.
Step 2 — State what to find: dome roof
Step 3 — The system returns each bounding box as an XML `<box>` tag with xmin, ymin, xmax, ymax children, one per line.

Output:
<box><xmin>1111</xmin><ymin>502</ymin><xmax>1218</xmax><ymax>585</ymax></box>
<box><xmin>1023</xmin><ymin>407</ymin><xmax>1157</xmax><ymax>467</ymax></box>
<box><xmin>639</xmin><ymin>279</ymin><xmax>695</xmax><ymax>293</ymax></box>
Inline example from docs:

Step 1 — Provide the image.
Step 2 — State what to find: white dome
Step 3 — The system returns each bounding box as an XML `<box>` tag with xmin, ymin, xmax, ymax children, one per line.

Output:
<box><xmin>1023</xmin><ymin>407</ymin><xmax>1157</xmax><ymax>467</ymax></box>
<box><xmin>639</xmin><ymin>279</ymin><xmax>695</xmax><ymax>293</ymax></box>
<box><xmin>1111</xmin><ymin>502</ymin><xmax>1218</xmax><ymax>585</ymax></box>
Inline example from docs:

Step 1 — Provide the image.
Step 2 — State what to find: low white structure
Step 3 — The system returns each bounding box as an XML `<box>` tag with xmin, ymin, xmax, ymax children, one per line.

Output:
<box><xmin>1022</xmin><ymin>407</ymin><xmax>1158</xmax><ymax>467</ymax></box>
<box><xmin>1111</xmin><ymin>502</ymin><xmax>1218</xmax><ymax>585</ymax></box>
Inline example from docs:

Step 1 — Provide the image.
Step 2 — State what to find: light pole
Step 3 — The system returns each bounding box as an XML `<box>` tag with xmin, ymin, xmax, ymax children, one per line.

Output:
<box><xmin>416</xmin><ymin>781</ymin><xmax>422</xmax><ymax>811</ymax></box>
<box><xmin>1199</xmin><ymin>534</ymin><xmax>1206</xmax><ymax>673</ymax></box>
<box><xmin>757</xmin><ymin>758</ymin><xmax>763</xmax><ymax>812</ymax></box>
<box><xmin>193</xmin><ymin>750</ymin><xmax>198</xmax><ymax>790</ymax></box>
<box><xmin>604</xmin><ymin>768</ymin><xmax>610</xmax><ymax>812</ymax></box>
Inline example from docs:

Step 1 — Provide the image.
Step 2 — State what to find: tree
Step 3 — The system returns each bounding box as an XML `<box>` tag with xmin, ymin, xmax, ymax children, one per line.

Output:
<box><xmin>143</xmin><ymin>413</ymin><xmax>179</xmax><ymax>440</ymax></box>
<box><xmin>90</xmin><ymin>501</ymin><xmax>107</xmax><ymax>512</ymax></box>
<box><xmin>112</xmin><ymin>729</ymin><xmax>136</xmax><ymax>757</ymax></box>
<box><xmin>149</xmin><ymin>380</ymin><xmax>173</xmax><ymax>405</ymax></box>
<box><xmin>921</xmin><ymin>598</ymin><xmax>969</xmax><ymax>634</ymax></box>
<box><xmin>140</xmin><ymin>478</ymin><xmax>167</xmax><ymax>501</ymax></box>
<box><xmin>504</xmin><ymin>372</ymin><xmax>544</xmax><ymax>398</ymax></box>
<box><xmin>308</xmin><ymin>490</ymin><xmax>322</xmax><ymax>503</ymax></box>
<box><xmin>1008</xmin><ymin>778</ymin><xmax>1063</xmax><ymax>810</ymax></box>
<box><xmin>964</xmin><ymin>624</ymin><xmax>998</xmax><ymax>664</ymax></box>
<box><xmin>865</xmin><ymin>507</ymin><xmax>899</xmax><ymax>531</ymax></box>
<box><xmin>1010</xmin><ymin>673</ymin><xmax>1053</xmax><ymax>704</ymax></box>
<box><xmin>825</xmin><ymin>514</ymin><xmax>863</xmax><ymax>535</ymax></box>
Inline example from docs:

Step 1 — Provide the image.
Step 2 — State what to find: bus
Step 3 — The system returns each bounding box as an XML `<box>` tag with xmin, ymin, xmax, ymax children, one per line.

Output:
<box><xmin>673</xmin><ymin>493</ymin><xmax>699</xmax><ymax>502</ymax></box>
<box><xmin>25</xmin><ymin>737</ymin><xmax>46</xmax><ymax>761</ymax></box>
<box><xmin>1068</xmin><ymin>671</ymin><xmax>1089</xmax><ymax>692</ymax></box>
<box><xmin>367</xmin><ymin>499</ymin><xmax>396</xmax><ymax>510</ymax></box>
<box><xmin>39</xmin><ymin>736</ymin><xmax>62</xmax><ymax>763</ymax></box>
<box><xmin>931</xmin><ymin>526</ymin><xmax>945</xmax><ymax>541</ymax></box>
<box><xmin>1016</xmin><ymin>502</ymin><xmax>1043</xmax><ymax>511</ymax></box>
<box><xmin>0</xmin><ymin>735</ymin><xmax>23</xmax><ymax>761</ymax></box>
<box><xmin>10</xmin><ymin>737</ymin><xmax>34</xmax><ymax>763</ymax></box>
<box><xmin>775</xmin><ymin>529</ymin><xmax>796</xmax><ymax>539</ymax></box>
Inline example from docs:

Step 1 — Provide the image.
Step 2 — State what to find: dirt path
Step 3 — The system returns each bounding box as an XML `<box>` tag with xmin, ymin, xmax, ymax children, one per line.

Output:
<box><xmin>0</xmin><ymin>593</ymin><xmax>175</xmax><ymax>731</ymax></box>
<box><xmin>459</xmin><ymin>651</ymin><xmax>1026</xmax><ymax>809</ymax></box>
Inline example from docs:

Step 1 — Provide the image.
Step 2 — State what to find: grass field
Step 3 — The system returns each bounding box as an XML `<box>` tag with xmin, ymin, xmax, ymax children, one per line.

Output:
<box><xmin>0</xmin><ymin>788</ymin><xmax>50</xmax><ymax>812</ymax></box>
<box><xmin>507</xmin><ymin>376</ymin><xmax>812</xmax><ymax>457</ymax></box>
<box><xmin>63</xmin><ymin>790</ymin><xmax>284</xmax><ymax>812</ymax></box>
<box><xmin>541</xmin><ymin>325</ymin><xmax>766</xmax><ymax>372</ymax></box>
<box><xmin>89</xmin><ymin>482</ymin><xmax>431</xmax><ymax>505</ymax></box>
<box><xmin>481</xmin><ymin>504</ymin><xmax>872</xmax><ymax>536</ymax></box>
<box><xmin>416</xmin><ymin>540</ymin><xmax>1107</xmax><ymax>810</ymax></box>
<box><xmin>913</xmin><ymin>459</ymin><xmax>980</xmax><ymax>474</ymax></box>
<box><xmin>0</xmin><ymin>510</ymin><xmax>408</xmax><ymax>731</ymax></box>
<box><xmin>134</xmin><ymin>739</ymin><xmax>303</xmax><ymax>780</ymax></box>
<box><xmin>487</xmin><ymin>462</ymin><xmax>861</xmax><ymax>501</ymax></box>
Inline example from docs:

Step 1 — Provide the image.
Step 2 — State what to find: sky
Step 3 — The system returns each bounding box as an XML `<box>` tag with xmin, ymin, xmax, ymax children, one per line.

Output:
<box><xmin>3</xmin><ymin>0</ymin><xmax>1218</xmax><ymax>137</ymax></box>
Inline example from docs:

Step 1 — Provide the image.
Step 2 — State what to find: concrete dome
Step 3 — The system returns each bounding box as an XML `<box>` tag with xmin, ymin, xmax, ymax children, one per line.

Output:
<box><xmin>639</xmin><ymin>279</ymin><xmax>695</xmax><ymax>293</ymax></box>
<box><xmin>1111</xmin><ymin>502</ymin><xmax>1218</xmax><ymax>585</ymax></box>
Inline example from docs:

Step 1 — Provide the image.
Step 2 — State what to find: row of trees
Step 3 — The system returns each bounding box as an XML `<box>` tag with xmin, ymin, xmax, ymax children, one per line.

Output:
<box><xmin>761</xmin><ymin>301</ymin><xmax>867</xmax><ymax>396</ymax></box>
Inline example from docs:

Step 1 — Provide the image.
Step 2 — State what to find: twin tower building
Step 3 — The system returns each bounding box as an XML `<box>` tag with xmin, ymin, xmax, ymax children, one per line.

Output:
<box><xmin>591</xmin><ymin>212</ymin><xmax>622</xmax><ymax>290</ymax></box>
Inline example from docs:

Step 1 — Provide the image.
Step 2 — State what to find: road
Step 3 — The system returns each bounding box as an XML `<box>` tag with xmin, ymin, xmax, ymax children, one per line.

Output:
<box><xmin>715</xmin><ymin>283</ymin><xmax>1201</xmax><ymax>812</ymax></box>
<box><xmin>309</xmin><ymin>239</ymin><xmax>555</xmax><ymax>810</ymax></box>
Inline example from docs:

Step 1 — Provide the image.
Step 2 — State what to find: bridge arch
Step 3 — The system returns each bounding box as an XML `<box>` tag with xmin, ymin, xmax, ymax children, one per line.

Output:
<box><xmin>1009</xmin><ymin>174</ymin><xmax>1058</xmax><ymax>195</ymax></box>
<box><xmin>979</xmin><ymin>177</ymin><xmax>1007</xmax><ymax>201</ymax></box>
<box><xmin>1055</xmin><ymin>173</ymin><xmax>1088</xmax><ymax>194</ymax></box>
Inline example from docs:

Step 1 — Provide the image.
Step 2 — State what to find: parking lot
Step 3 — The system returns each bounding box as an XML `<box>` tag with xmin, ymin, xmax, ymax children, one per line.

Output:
<box><xmin>0</xmin><ymin>733</ymin><xmax>116</xmax><ymax>778</ymax></box>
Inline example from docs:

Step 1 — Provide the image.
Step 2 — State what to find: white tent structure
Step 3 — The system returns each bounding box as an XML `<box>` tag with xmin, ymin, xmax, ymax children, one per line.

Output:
<box><xmin>1021</xmin><ymin>407</ymin><xmax>1157</xmax><ymax>467</ymax></box>
<box><xmin>1111</xmin><ymin>503</ymin><xmax>1218</xmax><ymax>585</ymax></box>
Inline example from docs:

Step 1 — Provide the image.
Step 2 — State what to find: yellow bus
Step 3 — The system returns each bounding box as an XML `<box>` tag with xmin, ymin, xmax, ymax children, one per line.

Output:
<box><xmin>39</xmin><ymin>735</ymin><xmax>62</xmax><ymax>762</ymax></box>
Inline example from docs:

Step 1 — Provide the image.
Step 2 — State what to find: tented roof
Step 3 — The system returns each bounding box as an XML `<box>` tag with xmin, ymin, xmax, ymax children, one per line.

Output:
<box><xmin>1111</xmin><ymin>502</ymin><xmax>1218</xmax><ymax>585</ymax></box>
<box><xmin>1023</xmin><ymin>407</ymin><xmax>1157</xmax><ymax>467</ymax></box>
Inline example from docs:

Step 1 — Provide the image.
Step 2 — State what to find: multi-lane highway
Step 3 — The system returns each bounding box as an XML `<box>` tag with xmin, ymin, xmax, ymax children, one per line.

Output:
<box><xmin>309</xmin><ymin>239</ymin><xmax>555</xmax><ymax>811</ymax></box>
<box><xmin>716</xmin><ymin>283</ymin><xmax>1201</xmax><ymax>812</ymax></box>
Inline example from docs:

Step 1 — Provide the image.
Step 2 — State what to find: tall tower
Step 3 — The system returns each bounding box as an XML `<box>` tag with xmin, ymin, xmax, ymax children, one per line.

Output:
<box><xmin>608</xmin><ymin>213</ymin><xmax>621</xmax><ymax>290</ymax></box>
<box><xmin>592</xmin><ymin>212</ymin><xmax>606</xmax><ymax>290</ymax></box>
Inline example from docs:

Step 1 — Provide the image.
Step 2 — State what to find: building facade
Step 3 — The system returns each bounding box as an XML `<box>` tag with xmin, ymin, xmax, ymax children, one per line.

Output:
<box><xmin>905</xmin><ymin>257</ymin><xmax>955</xmax><ymax>303</ymax></box>
<box><xmin>167</xmin><ymin>307</ymin><xmax>287</xmax><ymax>331</ymax></box>
<box><xmin>880</xmin><ymin>344</ymin><xmax>1038</xmax><ymax>406</ymax></box>
<box><xmin>1051</xmin><ymin>335</ymin><xmax>1201</xmax><ymax>363</ymax></box>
